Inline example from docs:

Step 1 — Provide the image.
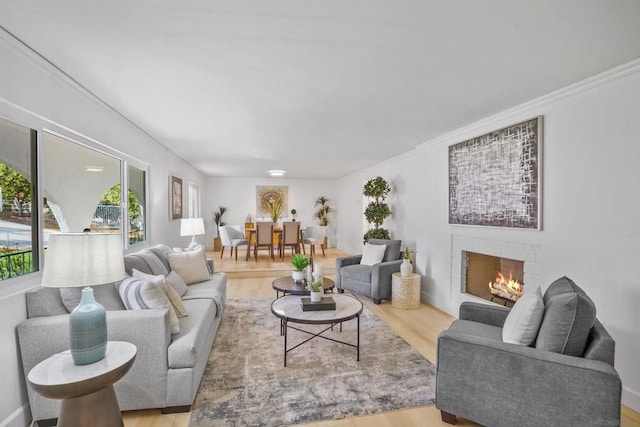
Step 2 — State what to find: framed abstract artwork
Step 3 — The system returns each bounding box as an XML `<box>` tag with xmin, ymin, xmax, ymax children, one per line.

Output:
<box><xmin>256</xmin><ymin>186</ymin><xmax>288</xmax><ymax>218</ymax></box>
<box><xmin>170</xmin><ymin>175</ymin><xmax>183</xmax><ymax>220</ymax></box>
<box><xmin>448</xmin><ymin>117</ymin><xmax>542</xmax><ymax>229</ymax></box>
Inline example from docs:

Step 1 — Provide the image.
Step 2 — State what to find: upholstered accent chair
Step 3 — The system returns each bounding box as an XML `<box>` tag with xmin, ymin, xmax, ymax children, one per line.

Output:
<box><xmin>435</xmin><ymin>277</ymin><xmax>621</xmax><ymax>427</ymax></box>
<box><xmin>301</xmin><ymin>226</ymin><xmax>327</xmax><ymax>257</ymax></box>
<box><xmin>279</xmin><ymin>221</ymin><xmax>301</xmax><ymax>260</ymax></box>
<box><xmin>335</xmin><ymin>239</ymin><xmax>402</xmax><ymax>304</ymax></box>
<box><xmin>219</xmin><ymin>225</ymin><xmax>249</xmax><ymax>261</ymax></box>
<box><xmin>253</xmin><ymin>222</ymin><xmax>275</xmax><ymax>261</ymax></box>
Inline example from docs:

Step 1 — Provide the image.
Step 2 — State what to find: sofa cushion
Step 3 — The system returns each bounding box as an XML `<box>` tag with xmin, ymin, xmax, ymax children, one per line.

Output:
<box><xmin>132</xmin><ymin>269</ymin><xmax>188</xmax><ymax>317</ymax></box>
<box><xmin>139</xmin><ymin>250</ymin><xmax>170</xmax><ymax>275</ymax></box>
<box><xmin>168</xmin><ymin>298</ymin><xmax>217</xmax><ymax>369</ymax></box>
<box><xmin>168</xmin><ymin>249</ymin><xmax>211</xmax><ymax>285</ymax></box>
<box><xmin>146</xmin><ymin>244</ymin><xmax>174</xmax><ymax>272</ymax></box>
<box><xmin>116</xmin><ymin>277</ymin><xmax>180</xmax><ymax>334</ymax></box>
<box><xmin>360</xmin><ymin>243</ymin><xmax>386</xmax><ymax>266</ymax></box>
<box><xmin>60</xmin><ymin>283</ymin><xmax>125</xmax><ymax>313</ymax></box>
<box><xmin>166</xmin><ymin>270</ymin><xmax>188</xmax><ymax>297</ymax></box>
<box><xmin>535</xmin><ymin>276</ymin><xmax>596</xmax><ymax>356</ymax></box>
<box><xmin>341</xmin><ymin>264</ymin><xmax>373</xmax><ymax>283</ymax></box>
<box><xmin>367</xmin><ymin>239</ymin><xmax>402</xmax><ymax>262</ymax></box>
<box><xmin>502</xmin><ymin>287</ymin><xmax>544</xmax><ymax>345</ymax></box>
<box><xmin>182</xmin><ymin>274</ymin><xmax>227</xmax><ymax>317</ymax></box>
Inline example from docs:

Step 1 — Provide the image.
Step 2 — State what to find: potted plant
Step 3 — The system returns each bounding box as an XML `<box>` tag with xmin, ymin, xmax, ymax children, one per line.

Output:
<box><xmin>306</xmin><ymin>277</ymin><xmax>324</xmax><ymax>302</ymax></box>
<box><xmin>262</xmin><ymin>195</ymin><xmax>284</xmax><ymax>223</ymax></box>
<box><xmin>213</xmin><ymin>206</ymin><xmax>227</xmax><ymax>251</ymax></box>
<box><xmin>401</xmin><ymin>246</ymin><xmax>413</xmax><ymax>276</ymax></box>
<box><xmin>363</xmin><ymin>176</ymin><xmax>391</xmax><ymax>242</ymax></box>
<box><xmin>290</xmin><ymin>253</ymin><xmax>310</xmax><ymax>282</ymax></box>
<box><xmin>313</xmin><ymin>196</ymin><xmax>333</xmax><ymax>248</ymax></box>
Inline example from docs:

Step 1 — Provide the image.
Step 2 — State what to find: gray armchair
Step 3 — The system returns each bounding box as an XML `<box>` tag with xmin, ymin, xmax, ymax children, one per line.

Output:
<box><xmin>335</xmin><ymin>239</ymin><xmax>402</xmax><ymax>304</ymax></box>
<box><xmin>435</xmin><ymin>277</ymin><xmax>621</xmax><ymax>427</ymax></box>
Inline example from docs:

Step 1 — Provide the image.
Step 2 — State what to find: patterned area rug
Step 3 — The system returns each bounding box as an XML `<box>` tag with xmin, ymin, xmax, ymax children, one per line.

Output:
<box><xmin>189</xmin><ymin>297</ymin><xmax>436</xmax><ymax>427</ymax></box>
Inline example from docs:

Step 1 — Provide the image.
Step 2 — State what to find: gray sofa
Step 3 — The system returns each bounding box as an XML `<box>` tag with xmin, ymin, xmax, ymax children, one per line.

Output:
<box><xmin>435</xmin><ymin>276</ymin><xmax>621</xmax><ymax>427</ymax></box>
<box><xmin>17</xmin><ymin>244</ymin><xmax>226</xmax><ymax>426</ymax></box>
<box><xmin>335</xmin><ymin>239</ymin><xmax>402</xmax><ymax>304</ymax></box>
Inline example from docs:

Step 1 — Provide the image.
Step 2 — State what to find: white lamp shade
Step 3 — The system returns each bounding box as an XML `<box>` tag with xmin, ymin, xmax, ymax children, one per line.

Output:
<box><xmin>180</xmin><ymin>218</ymin><xmax>205</xmax><ymax>236</ymax></box>
<box><xmin>42</xmin><ymin>233</ymin><xmax>126</xmax><ymax>288</ymax></box>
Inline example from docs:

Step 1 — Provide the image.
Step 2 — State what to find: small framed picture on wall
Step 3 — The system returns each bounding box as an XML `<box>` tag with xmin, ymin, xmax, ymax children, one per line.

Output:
<box><xmin>170</xmin><ymin>175</ymin><xmax>183</xmax><ymax>220</ymax></box>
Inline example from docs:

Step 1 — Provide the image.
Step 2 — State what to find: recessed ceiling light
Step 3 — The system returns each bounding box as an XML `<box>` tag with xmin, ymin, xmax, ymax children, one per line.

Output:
<box><xmin>268</xmin><ymin>170</ymin><xmax>286</xmax><ymax>177</ymax></box>
<box><xmin>84</xmin><ymin>166</ymin><xmax>104</xmax><ymax>172</ymax></box>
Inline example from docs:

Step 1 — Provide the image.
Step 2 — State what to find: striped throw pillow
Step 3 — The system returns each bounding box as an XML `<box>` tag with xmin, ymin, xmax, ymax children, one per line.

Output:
<box><xmin>116</xmin><ymin>277</ymin><xmax>180</xmax><ymax>334</ymax></box>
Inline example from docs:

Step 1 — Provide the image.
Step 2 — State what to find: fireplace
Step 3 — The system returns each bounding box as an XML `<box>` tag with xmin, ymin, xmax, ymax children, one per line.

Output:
<box><xmin>462</xmin><ymin>251</ymin><xmax>524</xmax><ymax>307</ymax></box>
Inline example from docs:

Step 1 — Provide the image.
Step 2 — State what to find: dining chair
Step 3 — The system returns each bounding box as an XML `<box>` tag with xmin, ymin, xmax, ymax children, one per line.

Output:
<box><xmin>219</xmin><ymin>225</ymin><xmax>249</xmax><ymax>261</ymax></box>
<box><xmin>254</xmin><ymin>222</ymin><xmax>275</xmax><ymax>261</ymax></box>
<box><xmin>279</xmin><ymin>221</ymin><xmax>301</xmax><ymax>260</ymax></box>
<box><xmin>301</xmin><ymin>226</ymin><xmax>327</xmax><ymax>257</ymax></box>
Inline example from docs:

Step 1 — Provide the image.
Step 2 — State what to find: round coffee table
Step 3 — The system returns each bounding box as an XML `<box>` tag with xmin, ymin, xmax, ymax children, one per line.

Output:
<box><xmin>271</xmin><ymin>293</ymin><xmax>363</xmax><ymax>367</ymax></box>
<box><xmin>28</xmin><ymin>341</ymin><xmax>136</xmax><ymax>427</ymax></box>
<box><xmin>272</xmin><ymin>276</ymin><xmax>335</xmax><ymax>298</ymax></box>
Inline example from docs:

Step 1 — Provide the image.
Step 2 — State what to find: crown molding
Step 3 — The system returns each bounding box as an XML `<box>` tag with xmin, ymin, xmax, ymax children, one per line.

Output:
<box><xmin>417</xmin><ymin>57</ymin><xmax>640</xmax><ymax>150</ymax></box>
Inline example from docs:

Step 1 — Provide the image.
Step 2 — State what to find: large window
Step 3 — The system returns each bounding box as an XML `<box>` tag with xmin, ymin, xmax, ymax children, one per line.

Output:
<box><xmin>0</xmin><ymin>117</ymin><xmax>38</xmax><ymax>280</ymax></box>
<box><xmin>0</xmin><ymin>119</ymin><xmax>149</xmax><ymax>283</ymax></box>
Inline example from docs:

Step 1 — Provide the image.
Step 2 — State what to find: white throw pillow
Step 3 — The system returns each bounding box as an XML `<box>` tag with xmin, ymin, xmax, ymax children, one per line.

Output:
<box><xmin>360</xmin><ymin>243</ymin><xmax>387</xmax><ymax>266</ymax></box>
<box><xmin>502</xmin><ymin>286</ymin><xmax>544</xmax><ymax>345</ymax></box>
<box><xmin>116</xmin><ymin>277</ymin><xmax>180</xmax><ymax>334</ymax></box>
<box><xmin>168</xmin><ymin>248</ymin><xmax>211</xmax><ymax>285</ymax></box>
<box><xmin>132</xmin><ymin>269</ymin><xmax>188</xmax><ymax>317</ymax></box>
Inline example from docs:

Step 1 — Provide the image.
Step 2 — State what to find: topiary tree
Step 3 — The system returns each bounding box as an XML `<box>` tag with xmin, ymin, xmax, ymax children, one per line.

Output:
<box><xmin>363</xmin><ymin>176</ymin><xmax>391</xmax><ymax>242</ymax></box>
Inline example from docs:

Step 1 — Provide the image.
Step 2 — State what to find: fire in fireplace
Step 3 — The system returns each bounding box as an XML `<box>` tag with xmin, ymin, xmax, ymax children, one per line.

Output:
<box><xmin>463</xmin><ymin>251</ymin><xmax>524</xmax><ymax>306</ymax></box>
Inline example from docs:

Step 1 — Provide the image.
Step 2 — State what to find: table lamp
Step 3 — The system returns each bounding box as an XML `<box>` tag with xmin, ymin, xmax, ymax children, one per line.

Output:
<box><xmin>41</xmin><ymin>233</ymin><xmax>125</xmax><ymax>365</ymax></box>
<box><xmin>180</xmin><ymin>217</ymin><xmax>205</xmax><ymax>249</ymax></box>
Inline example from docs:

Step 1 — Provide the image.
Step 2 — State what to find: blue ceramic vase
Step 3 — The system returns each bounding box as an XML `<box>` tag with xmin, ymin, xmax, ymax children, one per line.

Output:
<box><xmin>69</xmin><ymin>287</ymin><xmax>107</xmax><ymax>365</ymax></box>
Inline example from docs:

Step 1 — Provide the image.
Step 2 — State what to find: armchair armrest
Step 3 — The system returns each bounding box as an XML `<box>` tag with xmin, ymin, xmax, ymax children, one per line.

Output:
<box><xmin>436</xmin><ymin>329</ymin><xmax>621</xmax><ymax>427</ymax></box>
<box><xmin>371</xmin><ymin>259</ymin><xmax>403</xmax><ymax>300</ymax></box>
<box><xmin>335</xmin><ymin>255</ymin><xmax>362</xmax><ymax>288</ymax></box>
<box><xmin>459</xmin><ymin>301</ymin><xmax>511</xmax><ymax>327</ymax></box>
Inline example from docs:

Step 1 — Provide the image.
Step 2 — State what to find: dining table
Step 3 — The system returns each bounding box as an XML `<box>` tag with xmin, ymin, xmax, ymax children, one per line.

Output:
<box><xmin>244</xmin><ymin>226</ymin><xmax>283</xmax><ymax>261</ymax></box>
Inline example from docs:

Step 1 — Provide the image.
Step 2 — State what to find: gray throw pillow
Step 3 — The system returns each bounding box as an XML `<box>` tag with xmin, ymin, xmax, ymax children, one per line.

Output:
<box><xmin>535</xmin><ymin>277</ymin><xmax>596</xmax><ymax>356</ymax></box>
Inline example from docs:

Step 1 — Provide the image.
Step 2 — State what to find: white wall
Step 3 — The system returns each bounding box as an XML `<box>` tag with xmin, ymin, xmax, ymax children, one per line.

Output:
<box><xmin>335</xmin><ymin>61</ymin><xmax>640</xmax><ymax>411</ymax></box>
<box><xmin>202</xmin><ymin>176</ymin><xmax>337</xmax><ymax>250</ymax></box>
<box><xmin>0</xmin><ymin>30</ymin><xmax>205</xmax><ymax>426</ymax></box>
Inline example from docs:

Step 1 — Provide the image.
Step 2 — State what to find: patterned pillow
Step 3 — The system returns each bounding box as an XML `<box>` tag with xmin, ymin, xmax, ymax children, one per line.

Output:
<box><xmin>116</xmin><ymin>277</ymin><xmax>180</xmax><ymax>334</ymax></box>
<box><xmin>132</xmin><ymin>269</ymin><xmax>188</xmax><ymax>317</ymax></box>
<box><xmin>168</xmin><ymin>248</ymin><xmax>210</xmax><ymax>285</ymax></box>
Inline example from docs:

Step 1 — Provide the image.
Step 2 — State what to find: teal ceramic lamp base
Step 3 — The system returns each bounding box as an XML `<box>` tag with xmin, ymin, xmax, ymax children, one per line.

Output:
<box><xmin>69</xmin><ymin>287</ymin><xmax>107</xmax><ymax>365</ymax></box>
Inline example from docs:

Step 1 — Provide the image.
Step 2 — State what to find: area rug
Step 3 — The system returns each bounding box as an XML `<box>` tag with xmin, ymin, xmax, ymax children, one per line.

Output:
<box><xmin>189</xmin><ymin>297</ymin><xmax>436</xmax><ymax>427</ymax></box>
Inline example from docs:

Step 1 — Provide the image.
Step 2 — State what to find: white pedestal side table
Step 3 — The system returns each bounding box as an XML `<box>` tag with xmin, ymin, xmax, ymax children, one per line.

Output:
<box><xmin>28</xmin><ymin>341</ymin><xmax>137</xmax><ymax>427</ymax></box>
<box><xmin>392</xmin><ymin>272</ymin><xmax>421</xmax><ymax>309</ymax></box>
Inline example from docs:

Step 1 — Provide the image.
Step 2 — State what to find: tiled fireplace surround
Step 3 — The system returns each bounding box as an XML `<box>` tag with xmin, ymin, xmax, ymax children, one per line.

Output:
<box><xmin>451</xmin><ymin>235</ymin><xmax>541</xmax><ymax>305</ymax></box>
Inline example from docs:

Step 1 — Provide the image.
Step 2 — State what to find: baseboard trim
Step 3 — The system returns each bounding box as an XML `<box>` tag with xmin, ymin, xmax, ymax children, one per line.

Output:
<box><xmin>0</xmin><ymin>403</ymin><xmax>30</xmax><ymax>427</ymax></box>
<box><xmin>623</xmin><ymin>385</ymin><xmax>640</xmax><ymax>414</ymax></box>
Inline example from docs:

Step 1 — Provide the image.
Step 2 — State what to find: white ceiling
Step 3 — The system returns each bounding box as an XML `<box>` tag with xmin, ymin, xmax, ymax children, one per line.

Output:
<box><xmin>1</xmin><ymin>1</ymin><xmax>640</xmax><ymax>179</ymax></box>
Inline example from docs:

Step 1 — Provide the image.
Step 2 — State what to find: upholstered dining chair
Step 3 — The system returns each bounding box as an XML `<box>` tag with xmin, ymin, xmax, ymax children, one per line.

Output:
<box><xmin>301</xmin><ymin>226</ymin><xmax>327</xmax><ymax>257</ymax></box>
<box><xmin>219</xmin><ymin>225</ymin><xmax>249</xmax><ymax>261</ymax></box>
<box><xmin>279</xmin><ymin>221</ymin><xmax>301</xmax><ymax>260</ymax></box>
<box><xmin>254</xmin><ymin>222</ymin><xmax>275</xmax><ymax>261</ymax></box>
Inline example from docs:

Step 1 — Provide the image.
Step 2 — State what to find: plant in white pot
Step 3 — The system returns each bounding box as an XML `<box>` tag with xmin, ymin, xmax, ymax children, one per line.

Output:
<box><xmin>401</xmin><ymin>246</ymin><xmax>413</xmax><ymax>276</ymax></box>
<box><xmin>291</xmin><ymin>253</ymin><xmax>310</xmax><ymax>282</ymax></box>
<box><xmin>306</xmin><ymin>277</ymin><xmax>324</xmax><ymax>302</ymax></box>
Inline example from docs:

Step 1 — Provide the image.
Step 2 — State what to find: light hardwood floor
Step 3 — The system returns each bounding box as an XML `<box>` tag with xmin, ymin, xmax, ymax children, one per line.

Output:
<box><xmin>123</xmin><ymin>248</ymin><xmax>640</xmax><ymax>427</ymax></box>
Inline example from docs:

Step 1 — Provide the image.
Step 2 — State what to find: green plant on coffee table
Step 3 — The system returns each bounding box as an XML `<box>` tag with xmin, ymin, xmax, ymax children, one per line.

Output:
<box><xmin>306</xmin><ymin>277</ymin><xmax>324</xmax><ymax>292</ymax></box>
<box><xmin>403</xmin><ymin>247</ymin><xmax>411</xmax><ymax>260</ymax></box>
<box><xmin>290</xmin><ymin>253</ymin><xmax>310</xmax><ymax>272</ymax></box>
